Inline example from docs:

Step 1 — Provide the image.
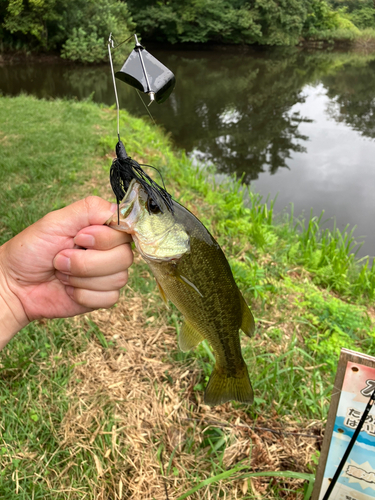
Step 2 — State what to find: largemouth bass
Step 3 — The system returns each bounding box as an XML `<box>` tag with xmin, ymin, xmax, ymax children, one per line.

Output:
<box><xmin>107</xmin><ymin>179</ymin><xmax>255</xmax><ymax>406</ymax></box>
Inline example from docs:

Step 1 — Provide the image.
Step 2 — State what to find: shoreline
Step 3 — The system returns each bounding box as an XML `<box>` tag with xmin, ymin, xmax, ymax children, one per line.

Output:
<box><xmin>1</xmin><ymin>37</ymin><xmax>372</xmax><ymax>65</ymax></box>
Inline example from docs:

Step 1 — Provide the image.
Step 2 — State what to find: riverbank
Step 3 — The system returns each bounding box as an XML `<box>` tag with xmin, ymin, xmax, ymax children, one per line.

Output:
<box><xmin>1</xmin><ymin>95</ymin><xmax>374</xmax><ymax>499</ymax></box>
<box><xmin>2</xmin><ymin>27</ymin><xmax>375</xmax><ymax>65</ymax></box>
<box><xmin>3</xmin><ymin>0</ymin><xmax>375</xmax><ymax>65</ymax></box>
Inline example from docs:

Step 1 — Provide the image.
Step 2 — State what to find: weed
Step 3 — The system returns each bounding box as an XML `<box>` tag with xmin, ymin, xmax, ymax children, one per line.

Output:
<box><xmin>298</xmin><ymin>292</ymin><xmax>374</xmax><ymax>369</ymax></box>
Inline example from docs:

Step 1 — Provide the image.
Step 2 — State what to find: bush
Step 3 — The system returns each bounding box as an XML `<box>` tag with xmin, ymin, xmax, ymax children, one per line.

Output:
<box><xmin>61</xmin><ymin>28</ymin><xmax>106</xmax><ymax>63</ymax></box>
<box><xmin>127</xmin><ymin>0</ymin><xmax>262</xmax><ymax>44</ymax></box>
<box><xmin>349</xmin><ymin>7</ymin><xmax>375</xmax><ymax>29</ymax></box>
<box><xmin>304</xmin><ymin>0</ymin><xmax>359</xmax><ymax>38</ymax></box>
<box><xmin>61</xmin><ymin>0</ymin><xmax>134</xmax><ymax>63</ymax></box>
<box><xmin>354</xmin><ymin>27</ymin><xmax>375</xmax><ymax>48</ymax></box>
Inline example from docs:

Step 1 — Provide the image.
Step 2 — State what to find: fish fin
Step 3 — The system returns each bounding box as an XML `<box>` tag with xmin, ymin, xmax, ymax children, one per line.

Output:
<box><xmin>155</xmin><ymin>279</ymin><xmax>169</xmax><ymax>307</ymax></box>
<box><xmin>240</xmin><ymin>294</ymin><xmax>255</xmax><ymax>337</ymax></box>
<box><xmin>204</xmin><ymin>363</ymin><xmax>254</xmax><ymax>407</ymax></box>
<box><xmin>177</xmin><ymin>274</ymin><xmax>204</xmax><ymax>297</ymax></box>
<box><xmin>179</xmin><ymin>321</ymin><xmax>205</xmax><ymax>352</ymax></box>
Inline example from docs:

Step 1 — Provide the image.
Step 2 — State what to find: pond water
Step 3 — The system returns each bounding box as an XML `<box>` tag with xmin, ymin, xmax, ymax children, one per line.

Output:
<box><xmin>1</xmin><ymin>47</ymin><xmax>375</xmax><ymax>259</ymax></box>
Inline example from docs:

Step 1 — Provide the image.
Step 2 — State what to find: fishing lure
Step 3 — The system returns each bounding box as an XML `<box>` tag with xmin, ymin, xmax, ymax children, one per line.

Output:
<box><xmin>107</xmin><ymin>34</ymin><xmax>176</xmax><ymax>218</ymax></box>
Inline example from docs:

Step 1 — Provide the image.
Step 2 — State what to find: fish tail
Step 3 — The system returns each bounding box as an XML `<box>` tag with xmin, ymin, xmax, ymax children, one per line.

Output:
<box><xmin>204</xmin><ymin>363</ymin><xmax>254</xmax><ymax>407</ymax></box>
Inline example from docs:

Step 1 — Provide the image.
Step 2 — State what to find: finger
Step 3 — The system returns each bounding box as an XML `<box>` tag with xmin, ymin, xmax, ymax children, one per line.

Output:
<box><xmin>41</xmin><ymin>196</ymin><xmax>118</xmax><ymax>238</ymax></box>
<box><xmin>54</xmin><ymin>244</ymin><xmax>133</xmax><ymax>277</ymax></box>
<box><xmin>55</xmin><ymin>270</ymin><xmax>128</xmax><ymax>291</ymax></box>
<box><xmin>66</xmin><ymin>286</ymin><xmax>120</xmax><ymax>309</ymax></box>
<box><xmin>74</xmin><ymin>225</ymin><xmax>132</xmax><ymax>250</ymax></box>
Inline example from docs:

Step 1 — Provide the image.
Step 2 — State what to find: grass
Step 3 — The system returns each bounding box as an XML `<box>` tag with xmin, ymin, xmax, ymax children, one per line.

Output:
<box><xmin>0</xmin><ymin>94</ymin><xmax>115</xmax><ymax>245</ymax></box>
<box><xmin>1</xmin><ymin>95</ymin><xmax>375</xmax><ymax>499</ymax></box>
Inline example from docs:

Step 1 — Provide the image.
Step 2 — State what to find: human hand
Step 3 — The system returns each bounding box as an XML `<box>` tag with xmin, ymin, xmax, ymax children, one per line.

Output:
<box><xmin>0</xmin><ymin>196</ymin><xmax>133</xmax><ymax>347</ymax></box>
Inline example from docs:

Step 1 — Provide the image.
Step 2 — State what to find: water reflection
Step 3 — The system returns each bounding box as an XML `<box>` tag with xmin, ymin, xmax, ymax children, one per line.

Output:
<box><xmin>139</xmin><ymin>50</ymin><xmax>312</xmax><ymax>183</ymax></box>
<box><xmin>1</xmin><ymin>48</ymin><xmax>375</xmax><ymax>256</ymax></box>
<box><xmin>323</xmin><ymin>58</ymin><xmax>375</xmax><ymax>139</ymax></box>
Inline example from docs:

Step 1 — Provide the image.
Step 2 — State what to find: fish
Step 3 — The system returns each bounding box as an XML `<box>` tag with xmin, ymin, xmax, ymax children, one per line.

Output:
<box><xmin>106</xmin><ymin>178</ymin><xmax>255</xmax><ymax>406</ymax></box>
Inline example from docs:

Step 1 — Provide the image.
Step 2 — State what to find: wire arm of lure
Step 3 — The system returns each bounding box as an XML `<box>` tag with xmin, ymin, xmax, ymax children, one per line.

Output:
<box><xmin>108</xmin><ymin>32</ymin><xmax>155</xmax><ymax>139</ymax></box>
<box><xmin>134</xmin><ymin>34</ymin><xmax>155</xmax><ymax>105</ymax></box>
<box><xmin>108</xmin><ymin>33</ymin><xmax>121</xmax><ymax>142</ymax></box>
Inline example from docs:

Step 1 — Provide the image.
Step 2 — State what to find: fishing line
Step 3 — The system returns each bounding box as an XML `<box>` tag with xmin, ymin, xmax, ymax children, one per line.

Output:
<box><xmin>136</xmin><ymin>89</ymin><xmax>157</xmax><ymax>125</ymax></box>
<box><xmin>110</xmin><ymin>33</ymin><xmax>134</xmax><ymax>50</ymax></box>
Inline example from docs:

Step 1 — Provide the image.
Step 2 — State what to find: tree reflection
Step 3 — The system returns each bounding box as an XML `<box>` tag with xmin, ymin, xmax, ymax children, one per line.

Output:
<box><xmin>322</xmin><ymin>56</ymin><xmax>375</xmax><ymax>139</ymax></box>
<box><xmin>151</xmin><ymin>49</ymin><xmax>375</xmax><ymax>182</ymax></box>
<box><xmin>143</xmin><ymin>48</ymin><xmax>313</xmax><ymax>182</ymax></box>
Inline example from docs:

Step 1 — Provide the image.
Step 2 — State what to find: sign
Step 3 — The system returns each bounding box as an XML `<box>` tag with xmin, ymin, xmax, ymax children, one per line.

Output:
<box><xmin>313</xmin><ymin>349</ymin><xmax>375</xmax><ymax>500</ymax></box>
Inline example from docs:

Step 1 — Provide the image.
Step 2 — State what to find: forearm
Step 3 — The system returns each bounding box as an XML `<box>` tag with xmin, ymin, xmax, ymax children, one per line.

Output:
<box><xmin>0</xmin><ymin>248</ymin><xmax>29</xmax><ymax>350</ymax></box>
<box><xmin>0</xmin><ymin>294</ymin><xmax>27</xmax><ymax>349</ymax></box>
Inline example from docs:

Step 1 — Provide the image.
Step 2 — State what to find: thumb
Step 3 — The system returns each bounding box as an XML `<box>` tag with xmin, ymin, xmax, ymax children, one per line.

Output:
<box><xmin>42</xmin><ymin>196</ymin><xmax>117</xmax><ymax>237</ymax></box>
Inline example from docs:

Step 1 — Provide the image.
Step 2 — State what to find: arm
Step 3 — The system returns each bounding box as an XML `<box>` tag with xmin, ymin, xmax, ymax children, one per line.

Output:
<box><xmin>0</xmin><ymin>272</ymin><xmax>28</xmax><ymax>349</ymax></box>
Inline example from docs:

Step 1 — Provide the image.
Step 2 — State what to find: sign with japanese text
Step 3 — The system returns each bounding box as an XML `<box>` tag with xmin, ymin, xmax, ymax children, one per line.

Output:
<box><xmin>318</xmin><ymin>359</ymin><xmax>375</xmax><ymax>499</ymax></box>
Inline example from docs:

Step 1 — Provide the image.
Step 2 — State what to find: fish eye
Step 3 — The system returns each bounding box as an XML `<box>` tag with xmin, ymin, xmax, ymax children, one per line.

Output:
<box><xmin>147</xmin><ymin>197</ymin><xmax>161</xmax><ymax>214</ymax></box>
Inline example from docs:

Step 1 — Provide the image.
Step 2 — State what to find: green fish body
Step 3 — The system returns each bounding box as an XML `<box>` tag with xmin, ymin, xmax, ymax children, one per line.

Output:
<box><xmin>107</xmin><ymin>180</ymin><xmax>255</xmax><ymax>406</ymax></box>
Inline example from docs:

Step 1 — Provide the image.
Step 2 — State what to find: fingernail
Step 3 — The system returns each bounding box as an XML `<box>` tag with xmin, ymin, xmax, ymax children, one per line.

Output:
<box><xmin>58</xmin><ymin>274</ymin><xmax>69</xmax><ymax>285</ymax></box>
<box><xmin>55</xmin><ymin>255</ymin><xmax>71</xmax><ymax>273</ymax></box>
<box><xmin>110</xmin><ymin>203</ymin><xmax>118</xmax><ymax>213</ymax></box>
<box><xmin>65</xmin><ymin>286</ymin><xmax>74</xmax><ymax>298</ymax></box>
<box><xmin>74</xmin><ymin>234</ymin><xmax>95</xmax><ymax>248</ymax></box>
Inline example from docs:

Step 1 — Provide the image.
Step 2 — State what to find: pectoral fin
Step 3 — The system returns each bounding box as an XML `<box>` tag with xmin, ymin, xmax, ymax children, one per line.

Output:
<box><xmin>178</xmin><ymin>275</ymin><xmax>204</xmax><ymax>297</ymax></box>
<box><xmin>155</xmin><ymin>279</ymin><xmax>169</xmax><ymax>307</ymax></box>
<box><xmin>164</xmin><ymin>266</ymin><xmax>204</xmax><ymax>298</ymax></box>
<box><xmin>240</xmin><ymin>294</ymin><xmax>255</xmax><ymax>337</ymax></box>
<box><xmin>179</xmin><ymin>321</ymin><xmax>205</xmax><ymax>352</ymax></box>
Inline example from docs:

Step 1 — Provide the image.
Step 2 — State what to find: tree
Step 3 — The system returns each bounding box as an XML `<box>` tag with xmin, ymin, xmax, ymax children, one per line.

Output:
<box><xmin>3</xmin><ymin>0</ymin><xmax>60</xmax><ymax>47</ymax></box>
<box><xmin>254</xmin><ymin>0</ymin><xmax>310</xmax><ymax>45</ymax></box>
<box><xmin>329</xmin><ymin>0</ymin><xmax>373</xmax><ymax>12</ymax></box>
<box><xmin>126</xmin><ymin>0</ymin><xmax>350</xmax><ymax>46</ymax></box>
<box><xmin>1</xmin><ymin>0</ymin><xmax>135</xmax><ymax>61</ymax></box>
<box><xmin>127</xmin><ymin>0</ymin><xmax>262</xmax><ymax>44</ymax></box>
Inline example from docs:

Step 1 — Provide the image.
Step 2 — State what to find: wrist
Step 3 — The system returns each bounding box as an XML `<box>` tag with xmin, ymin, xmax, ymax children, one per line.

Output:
<box><xmin>0</xmin><ymin>245</ymin><xmax>29</xmax><ymax>349</ymax></box>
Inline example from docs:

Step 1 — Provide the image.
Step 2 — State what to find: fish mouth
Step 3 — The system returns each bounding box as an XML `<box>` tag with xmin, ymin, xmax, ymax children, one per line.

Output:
<box><xmin>106</xmin><ymin>180</ymin><xmax>139</xmax><ymax>232</ymax></box>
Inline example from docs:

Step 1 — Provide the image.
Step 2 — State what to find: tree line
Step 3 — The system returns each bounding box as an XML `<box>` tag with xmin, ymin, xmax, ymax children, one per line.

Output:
<box><xmin>0</xmin><ymin>0</ymin><xmax>374</xmax><ymax>62</ymax></box>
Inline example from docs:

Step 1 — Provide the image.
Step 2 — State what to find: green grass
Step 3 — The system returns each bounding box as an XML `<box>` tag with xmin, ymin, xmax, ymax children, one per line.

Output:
<box><xmin>0</xmin><ymin>94</ymin><xmax>114</xmax><ymax>244</ymax></box>
<box><xmin>1</xmin><ymin>94</ymin><xmax>375</xmax><ymax>499</ymax></box>
<box><xmin>0</xmin><ymin>320</ymin><xmax>84</xmax><ymax>498</ymax></box>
